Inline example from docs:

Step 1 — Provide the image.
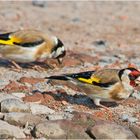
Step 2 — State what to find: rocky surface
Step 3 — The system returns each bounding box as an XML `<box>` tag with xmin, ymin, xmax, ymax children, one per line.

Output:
<box><xmin>87</xmin><ymin>121</ymin><xmax>136</xmax><ymax>139</ymax></box>
<box><xmin>1</xmin><ymin>98</ymin><xmax>30</xmax><ymax>113</ymax></box>
<box><xmin>29</xmin><ymin>103</ymin><xmax>55</xmax><ymax>114</ymax></box>
<box><xmin>0</xmin><ymin>1</ymin><xmax>139</xmax><ymax>139</ymax></box>
<box><xmin>4</xmin><ymin>112</ymin><xmax>44</xmax><ymax>126</ymax></box>
<box><xmin>34</xmin><ymin>120</ymin><xmax>91</xmax><ymax>139</ymax></box>
<box><xmin>0</xmin><ymin>120</ymin><xmax>26</xmax><ymax>138</ymax></box>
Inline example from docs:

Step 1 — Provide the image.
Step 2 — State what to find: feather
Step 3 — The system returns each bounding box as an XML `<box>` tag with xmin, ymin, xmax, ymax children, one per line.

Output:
<box><xmin>0</xmin><ymin>32</ymin><xmax>21</xmax><ymax>45</ymax></box>
<box><xmin>45</xmin><ymin>70</ymin><xmax>95</xmax><ymax>81</ymax></box>
<box><xmin>0</xmin><ymin>30</ymin><xmax>45</xmax><ymax>47</ymax></box>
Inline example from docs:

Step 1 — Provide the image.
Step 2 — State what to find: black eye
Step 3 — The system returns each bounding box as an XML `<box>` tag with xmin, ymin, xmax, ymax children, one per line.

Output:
<box><xmin>129</xmin><ymin>74</ymin><xmax>137</xmax><ymax>80</ymax></box>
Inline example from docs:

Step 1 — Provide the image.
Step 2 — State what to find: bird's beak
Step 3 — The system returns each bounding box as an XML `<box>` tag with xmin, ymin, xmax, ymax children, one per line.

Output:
<box><xmin>134</xmin><ymin>71</ymin><xmax>140</xmax><ymax>85</ymax></box>
<box><xmin>135</xmin><ymin>76</ymin><xmax>140</xmax><ymax>85</ymax></box>
<box><xmin>57</xmin><ymin>57</ymin><xmax>63</xmax><ymax>64</ymax></box>
<box><xmin>57</xmin><ymin>50</ymin><xmax>66</xmax><ymax>64</ymax></box>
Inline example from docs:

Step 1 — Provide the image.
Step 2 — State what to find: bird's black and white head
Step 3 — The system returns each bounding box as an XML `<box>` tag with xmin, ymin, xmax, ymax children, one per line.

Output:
<box><xmin>119</xmin><ymin>67</ymin><xmax>140</xmax><ymax>87</ymax></box>
<box><xmin>51</xmin><ymin>36</ymin><xmax>66</xmax><ymax>64</ymax></box>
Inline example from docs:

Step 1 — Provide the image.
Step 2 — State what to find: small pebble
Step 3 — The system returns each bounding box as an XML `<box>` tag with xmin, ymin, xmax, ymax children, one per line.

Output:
<box><xmin>64</xmin><ymin>106</ymin><xmax>74</xmax><ymax>113</ymax></box>
<box><xmin>93</xmin><ymin>40</ymin><xmax>107</xmax><ymax>47</ymax></box>
<box><xmin>11</xmin><ymin>92</ymin><xmax>26</xmax><ymax>98</ymax></box>
<box><xmin>61</xmin><ymin>100</ymin><xmax>68</xmax><ymax>106</ymax></box>
<box><xmin>71</xmin><ymin>17</ymin><xmax>80</xmax><ymax>22</ymax></box>
<box><xmin>131</xmin><ymin>91</ymin><xmax>140</xmax><ymax>99</ymax></box>
<box><xmin>120</xmin><ymin>114</ymin><xmax>138</xmax><ymax>123</ymax></box>
<box><xmin>32</xmin><ymin>0</ymin><xmax>46</xmax><ymax>7</ymax></box>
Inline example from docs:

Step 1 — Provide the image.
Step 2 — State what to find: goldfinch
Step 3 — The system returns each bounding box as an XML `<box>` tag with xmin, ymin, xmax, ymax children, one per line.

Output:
<box><xmin>45</xmin><ymin>67</ymin><xmax>140</xmax><ymax>109</ymax></box>
<box><xmin>0</xmin><ymin>29</ymin><xmax>66</xmax><ymax>69</ymax></box>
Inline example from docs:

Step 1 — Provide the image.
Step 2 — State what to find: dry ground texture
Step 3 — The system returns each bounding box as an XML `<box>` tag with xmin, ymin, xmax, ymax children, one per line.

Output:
<box><xmin>0</xmin><ymin>1</ymin><xmax>139</xmax><ymax>139</ymax></box>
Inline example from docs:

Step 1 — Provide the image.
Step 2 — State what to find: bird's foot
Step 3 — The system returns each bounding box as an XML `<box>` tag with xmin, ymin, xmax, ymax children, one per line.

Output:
<box><xmin>32</xmin><ymin>65</ymin><xmax>45</xmax><ymax>72</ymax></box>
<box><xmin>93</xmin><ymin>98</ymin><xmax>111</xmax><ymax>112</ymax></box>
<box><xmin>10</xmin><ymin>61</ymin><xmax>23</xmax><ymax>72</ymax></box>
<box><xmin>98</xmin><ymin>104</ymin><xmax>111</xmax><ymax>112</ymax></box>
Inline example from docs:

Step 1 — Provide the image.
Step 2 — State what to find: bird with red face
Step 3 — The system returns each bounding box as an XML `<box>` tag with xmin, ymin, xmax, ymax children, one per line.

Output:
<box><xmin>45</xmin><ymin>67</ymin><xmax>140</xmax><ymax>110</ymax></box>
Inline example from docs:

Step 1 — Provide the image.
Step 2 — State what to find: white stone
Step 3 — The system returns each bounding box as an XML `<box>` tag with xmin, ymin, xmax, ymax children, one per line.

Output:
<box><xmin>1</xmin><ymin>98</ymin><xmax>30</xmax><ymax>113</ymax></box>
<box><xmin>88</xmin><ymin>121</ymin><xmax>136</xmax><ymax>139</ymax></box>
<box><xmin>4</xmin><ymin>112</ymin><xmax>43</xmax><ymax>126</ymax></box>
<box><xmin>11</xmin><ymin>92</ymin><xmax>26</xmax><ymax>98</ymax></box>
<box><xmin>0</xmin><ymin>93</ymin><xmax>21</xmax><ymax>102</ymax></box>
<box><xmin>35</xmin><ymin>121</ymin><xmax>65</xmax><ymax>138</ymax></box>
<box><xmin>0</xmin><ymin>120</ymin><xmax>26</xmax><ymax>138</ymax></box>
<box><xmin>29</xmin><ymin>103</ymin><xmax>55</xmax><ymax>115</ymax></box>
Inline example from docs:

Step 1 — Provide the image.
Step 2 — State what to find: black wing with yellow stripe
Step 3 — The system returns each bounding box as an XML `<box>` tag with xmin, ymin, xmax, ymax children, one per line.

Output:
<box><xmin>0</xmin><ymin>31</ymin><xmax>44</xmax><ymax>47</ymax></box>
<box><xmin>46</xmin><ymin>69</ymin><xmax>119</xmax><ymax>88</ymax></box>
<box><xmin>45</xmin><ymin>70</ymin><xmax>99</xmax><ymax>83</ymax></box>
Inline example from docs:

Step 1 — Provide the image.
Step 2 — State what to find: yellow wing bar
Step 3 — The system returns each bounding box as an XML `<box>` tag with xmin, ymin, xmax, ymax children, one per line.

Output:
<box><xmin>78</xmin><ymin>77</ymin><xmax>100</xmax><ymax>84</ymax></box>
<box><xmin>0</xmin><ymin>36</ymin><xmax>21</xmax><ymax>45</ymax></box>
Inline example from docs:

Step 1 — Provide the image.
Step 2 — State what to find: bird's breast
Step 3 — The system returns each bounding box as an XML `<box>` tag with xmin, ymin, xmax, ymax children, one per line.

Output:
<box><xmin>109</xmin><ymin>82</ymin><xmax>133</xmax><ymax>101</ymax></box>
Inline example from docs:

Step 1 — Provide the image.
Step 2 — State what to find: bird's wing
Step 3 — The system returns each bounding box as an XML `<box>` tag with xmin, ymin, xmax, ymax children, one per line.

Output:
<box><xmin>46</xmin><ymin>70</ymin><xmax>98</xmax><ymax>84</ymax></box>
<box><xmin>0</xmin><ymin>30</ymin><xmax>44</xmax><ymax>48</ymax></box>
<box><xmin>89</xmin><ymin>69</ymin><xmax>120</xmax><ymax>87</ymax></box>
<box><xmin>46</xmin><ymin>69</ymin><xmax>120</xmax><ymax>88</ymax></box>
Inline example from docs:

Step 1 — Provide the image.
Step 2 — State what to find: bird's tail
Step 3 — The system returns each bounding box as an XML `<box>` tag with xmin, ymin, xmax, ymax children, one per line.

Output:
<box><xmin>45</xmin><ymin>75</ymin><xmax>70</xmax><ymax>84</ymax></box>
<box><xmin>45</xmin><ymin>75</ymin><xmax>69</xmax><ymax>81</ymax></box>
<box><xmin>45</xmin><ymin>70</ymin><xmax>96</xmax><ymax>82</ymax></box>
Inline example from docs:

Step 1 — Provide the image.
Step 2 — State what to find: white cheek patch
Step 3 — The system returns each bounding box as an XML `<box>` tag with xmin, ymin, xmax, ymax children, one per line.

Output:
<box><xmin>52</xmin><ymin>36</ymin><xmax>58</xmax><ymax>45</ymax></box>
<box><xmin>56</xmin><ymin>47</ymin><xmax>64</xmax><ymax>55</ymax></box>
<box><xmin>124</xmin><ymin>70</ymin><xmax>132</xmax><ymax>75</ymax></box>
<box><xmin>52</xmin><ymin>46</ymin><xmax>64</xmax><ymax>58</ymax></box>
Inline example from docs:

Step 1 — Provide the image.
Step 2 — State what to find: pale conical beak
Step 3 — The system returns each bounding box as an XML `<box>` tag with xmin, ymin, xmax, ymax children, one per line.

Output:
<box><xmin>57</xmin><ymin>57</ymin><xmax>63</xmax><ymax>64</ymax></box>
<box><xmin>135</xmin><ymin>76</ymin><xmax>140</xmax><ymax>85</ymax></box>
<box><xmin>56</xmin><ymin>50</ymin><xmax>66</xmax><ymax>64</ymax></box>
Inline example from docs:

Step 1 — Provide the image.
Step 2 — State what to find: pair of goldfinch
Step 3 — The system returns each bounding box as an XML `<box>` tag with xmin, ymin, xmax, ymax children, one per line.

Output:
<box><xmin>0</xmin><ymin>29</ymin><xmax>139</xmax><ymax>109</ymax></box>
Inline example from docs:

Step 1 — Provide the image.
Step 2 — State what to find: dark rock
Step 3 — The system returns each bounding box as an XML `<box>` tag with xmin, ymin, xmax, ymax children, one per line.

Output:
<box><xmin>32</xmin><ymin>0</ymin><xmax>46</xmax><ymax>7</ymax></box>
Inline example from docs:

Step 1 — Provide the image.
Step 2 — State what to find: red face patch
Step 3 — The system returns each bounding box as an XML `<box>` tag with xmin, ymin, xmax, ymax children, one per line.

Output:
<box><xmin>130</xmin><ymin>70</ymin><xmax>140</xmax><ymax>77</ymax></box>
<box><xmin>129</xmin><ymin>70</ymin><xmax>140</xmax><ymax>87</ymax></box>
<box><xmin>130</xmin><ymin>80</ymin><xmax>137</xmax><ymax>87</ymax></box>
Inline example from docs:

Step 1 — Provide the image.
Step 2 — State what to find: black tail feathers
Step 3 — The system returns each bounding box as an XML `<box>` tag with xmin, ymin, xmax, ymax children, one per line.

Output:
<box><xmin>45</xmin><ymin>70</ymin><xmax>95</xmax><ymax>82</ymax></box>
<box><xmin>45</xmin><ymin>75</ymin><xmax>69</xmax><ymax>81</ymax></box>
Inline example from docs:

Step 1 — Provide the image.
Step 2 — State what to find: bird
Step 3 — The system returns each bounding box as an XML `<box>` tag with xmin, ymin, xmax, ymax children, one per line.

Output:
<box><xmin>45</xmin><ymin>67</ymin><xmax>140</xmax><ymax>110</ymax></box>
<box><xmin>0</xmin><ymin>29</ymin><xmax>66</xmax><ymax>70</ymax></box>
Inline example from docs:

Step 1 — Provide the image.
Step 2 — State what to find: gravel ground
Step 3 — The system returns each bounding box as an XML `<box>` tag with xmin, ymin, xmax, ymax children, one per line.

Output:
<box><xmin>0</xmin><ymin>1</ymin><xmax>140</xmax><ymax>139</ymax></box>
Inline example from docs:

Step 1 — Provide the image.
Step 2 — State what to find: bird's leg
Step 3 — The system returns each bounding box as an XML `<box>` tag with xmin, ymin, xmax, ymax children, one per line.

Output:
<box><xmin>10</xmin><ymin>60</ymin><xmax>22</xmax><ymax>71</ymax></box>
<box><xmin>93</xmin><ymin>98</ymin><xmax>110</xmax><ymax>111</ymax></box>
<box><xmin>31</xmin><ymin>61</ymin><xmax>54</xmax><ymax>71</ymax></box>
<box><xmin>32</xmin><ymin>65</ymin><xmax>45</xmax><ymax>71</ymax></box>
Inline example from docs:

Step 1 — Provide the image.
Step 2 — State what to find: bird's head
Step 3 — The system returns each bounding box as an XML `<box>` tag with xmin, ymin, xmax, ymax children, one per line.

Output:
<box><xmin>51</xmin><ymin>36</ymin><xmax>66</xmax><ymax>64</ymax></box>
<box><xmin>119</xmin><ymin>67</ymin><xmax>140</xmax><ymax>87</ymax></box>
